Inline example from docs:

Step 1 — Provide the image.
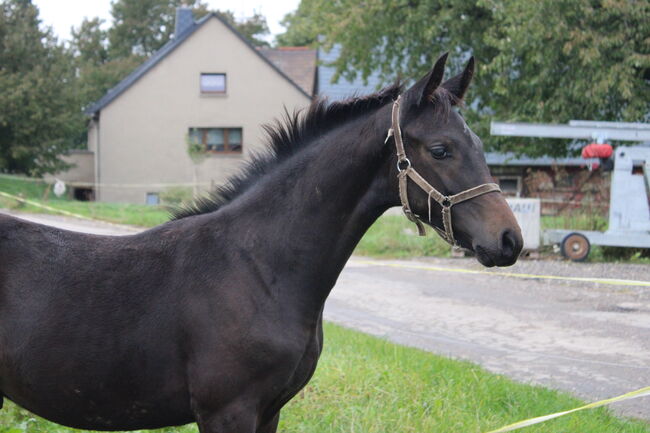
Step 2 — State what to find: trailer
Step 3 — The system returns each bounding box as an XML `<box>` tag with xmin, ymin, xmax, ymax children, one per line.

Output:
<box><xmin>491</xmin><ymin>120</ymin><xmax>650</xmax><ymax>261</ymax></box>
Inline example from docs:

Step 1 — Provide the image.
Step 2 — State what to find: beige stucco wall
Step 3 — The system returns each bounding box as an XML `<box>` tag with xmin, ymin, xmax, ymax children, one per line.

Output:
<box><xmin>96</xmin><ymin>17</ymin><xmax>311</xmax><ymax>203</ymax></box>
<box><xmin>44</xmin><ymin>150</ymin><xmax>95</xmax><ymax>187</ymax></box>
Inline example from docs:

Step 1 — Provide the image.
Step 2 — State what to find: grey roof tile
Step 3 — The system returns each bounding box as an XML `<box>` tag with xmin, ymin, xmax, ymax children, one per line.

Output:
<box><xmin>259</xmin><ymin>47</ymin><xmax>316</xmax><ymax>96</ymax></box>
<box><xmin>316</xmin><ymin>45</ymin><xmax>384</xmax><ymax>101</ymax></box>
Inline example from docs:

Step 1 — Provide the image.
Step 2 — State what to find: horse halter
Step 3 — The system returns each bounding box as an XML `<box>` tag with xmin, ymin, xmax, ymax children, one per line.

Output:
<box><xmin>385</xmin><ymin>95</ymin><xmax>501</xmax><ymax>245</ymax></box>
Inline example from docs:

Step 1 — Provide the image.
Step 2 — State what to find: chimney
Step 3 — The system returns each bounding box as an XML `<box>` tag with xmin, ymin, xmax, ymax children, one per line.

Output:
<box><xmin>175</xmin><ymin>6</ymin><xmax>194</xmax><ymax>38</ymax></box>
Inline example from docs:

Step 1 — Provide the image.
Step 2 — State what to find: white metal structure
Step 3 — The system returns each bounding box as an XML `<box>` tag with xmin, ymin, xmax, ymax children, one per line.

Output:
<box><xmin>491</xmin><ymin>120</ymin><xmax>650</xmax><ymax>260</ymax></box>
<box><xmin>506</xmin><ymin>198</ymin><xmax>541</xmax><ymax>250</ymax></box>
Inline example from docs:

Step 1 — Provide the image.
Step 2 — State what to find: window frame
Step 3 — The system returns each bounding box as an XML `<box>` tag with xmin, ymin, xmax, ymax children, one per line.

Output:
<box><xmin>496</xmin><ymin>176</ymin><xmax>522</xmax><ymax>197</ymax></box>
<box><xmin>200</xmin><ymin>73</ymin><xmax>227</xmax><ymax>94</ymax></box>
<box><xmin>189</xmin><ymin>127</ymin><xmax>243</xmax><ymax>154</ymax></box>
<box><xmin>146</xmin><ymin>192</ymin><xmax>160</xmax><ymax>205</ymax></box>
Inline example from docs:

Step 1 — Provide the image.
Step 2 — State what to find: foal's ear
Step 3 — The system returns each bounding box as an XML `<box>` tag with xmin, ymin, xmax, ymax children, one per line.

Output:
<box><xmin>410</xmin><ymin>52</ymin><xmax>448</xmax><ymax>106</ymax></box>
<box><xmin>441</xmin><ymin>56</ymin><xmax>475</xmax><ymax>101</ymax></box>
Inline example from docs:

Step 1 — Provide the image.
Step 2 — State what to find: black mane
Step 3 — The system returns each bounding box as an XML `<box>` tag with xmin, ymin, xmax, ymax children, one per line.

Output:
<box><xmin>170</xmin><ymin>83</ymin><xmax>403</xmax><ymax>220</ymax></box>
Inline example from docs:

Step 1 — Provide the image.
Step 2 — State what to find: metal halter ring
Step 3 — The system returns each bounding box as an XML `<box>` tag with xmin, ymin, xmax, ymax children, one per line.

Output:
<box><xmin>397</xmin><ymin>158</ymin><xmax>411</xmax><ymax>172</ymax></box>
<box><xmin>441</xmin><ymin>197</ymin><xmax>451</xmax><ymax>207</ymax></box>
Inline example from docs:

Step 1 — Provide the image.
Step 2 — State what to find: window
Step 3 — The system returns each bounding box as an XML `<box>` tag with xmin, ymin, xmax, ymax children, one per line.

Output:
<box><xmin>497</xmin><ymin>177</ymin><xmax>521</xmax><ymax>196</ymax></box>
<box><xmin>189</xmin><ymin>128</ymin><xmax>243</xmax><ymax>153</ymax></box>
<box><xmin>200</xmin><ymin>73</ymin><xmax>226</xmax><ymax>93</ymax></box>
<box><xmin>146</xmin><ymin>192</ymin><xmax>160</xmax><ymax>205</ymax></box>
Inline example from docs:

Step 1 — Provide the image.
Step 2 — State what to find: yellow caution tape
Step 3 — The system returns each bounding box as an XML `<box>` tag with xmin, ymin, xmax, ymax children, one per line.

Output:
<box><xmin>484</xmin><ymin>386</ymin><xmax>650</xmax><ymax>432</ymax></box>
<box><xmin>351</xmin><ymin>259</ymin><xmax>650</xmax><ymax>287</ymax></box>
<box><xmin>0</xmin><ymin>190</ymin><xmax>94</xmax><ymax>221</ymax></box>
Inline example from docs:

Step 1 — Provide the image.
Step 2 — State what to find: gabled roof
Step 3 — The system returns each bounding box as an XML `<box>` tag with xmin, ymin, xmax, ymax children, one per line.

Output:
<box><xmin>85</xmin><ymin>13</ymin><xmax>311</xmax><ymax>115</ymax></box>
<box><xmin>259</xmin><ymin>47</ymin><xmax>316</xmax><ymax>96</ymax></box>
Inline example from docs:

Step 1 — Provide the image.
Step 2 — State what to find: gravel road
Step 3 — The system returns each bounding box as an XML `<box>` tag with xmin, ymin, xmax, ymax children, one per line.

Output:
<box><xmin>2</xmin><ymin>210</ymin><xmax>649</xmax><ymax>421</ymax></box>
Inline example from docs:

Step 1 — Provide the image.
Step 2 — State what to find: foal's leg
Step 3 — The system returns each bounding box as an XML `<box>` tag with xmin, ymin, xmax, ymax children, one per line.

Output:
<box><xmin>256</xmin><ymin>413</ymin><xmax>280</xmax><ymax>433</ymax></box>
<box><xmin>195</xmin><ymin>404</ymin><xmax>257</xmax><ymax>433</ymax></box>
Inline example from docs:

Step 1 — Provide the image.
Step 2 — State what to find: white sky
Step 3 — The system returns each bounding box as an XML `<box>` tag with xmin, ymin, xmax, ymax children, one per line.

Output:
<box><xmin>33</xmin><ymin>0</ymin><xmax>301</xmax><ymax>43</ymax></box>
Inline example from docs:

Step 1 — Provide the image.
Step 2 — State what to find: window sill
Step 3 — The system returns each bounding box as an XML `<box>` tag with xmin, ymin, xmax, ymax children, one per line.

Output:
<box><xmin>200</xmin><ymin>92</ymin><xmax>228</xmax><ymax>98</ymax></box>
<box><xmin>204</xmin><ymin>151</ymin><xmax>243</xmax><ymax>156</ymax></box>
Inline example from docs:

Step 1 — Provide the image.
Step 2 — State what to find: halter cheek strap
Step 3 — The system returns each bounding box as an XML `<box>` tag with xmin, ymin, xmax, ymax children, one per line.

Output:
<box><xmin>385</xmin><ymin>95</ymin><xmax>501</xmax><ymax>245</ymax></box>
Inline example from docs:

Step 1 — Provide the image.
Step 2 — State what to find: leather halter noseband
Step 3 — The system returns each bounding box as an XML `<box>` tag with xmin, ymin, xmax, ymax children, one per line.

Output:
<box><xmin>385</xmin><ymin>95</ymin><xmax>501</xmax><ymax>245</ymax></box>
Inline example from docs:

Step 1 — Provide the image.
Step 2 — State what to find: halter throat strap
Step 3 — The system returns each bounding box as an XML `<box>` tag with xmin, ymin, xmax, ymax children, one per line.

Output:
<box><xmin>385</xmin><ymin>95</ymin><xmax>501</xmax><ymax>245</ymax></box>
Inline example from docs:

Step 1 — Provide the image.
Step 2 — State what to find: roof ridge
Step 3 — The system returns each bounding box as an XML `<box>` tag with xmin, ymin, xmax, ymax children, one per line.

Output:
<box><xmin>85</xmin><ymin>12</ymin><xmax>311</xmax><ymax>115</ymax></box>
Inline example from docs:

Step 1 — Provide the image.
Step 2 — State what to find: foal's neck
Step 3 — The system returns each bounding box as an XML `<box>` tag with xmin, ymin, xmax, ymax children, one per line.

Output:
<box><xmin>228</xmin><ymin>104</ymin><xmax>395</xmax><ymax>313</ymax></box>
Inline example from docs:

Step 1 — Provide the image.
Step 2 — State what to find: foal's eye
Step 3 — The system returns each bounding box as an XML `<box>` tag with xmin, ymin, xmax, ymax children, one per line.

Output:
<box><xmin>429</xmin><ymin>145</ymin><xmax>448</xmax><ymax>160</ymax></box>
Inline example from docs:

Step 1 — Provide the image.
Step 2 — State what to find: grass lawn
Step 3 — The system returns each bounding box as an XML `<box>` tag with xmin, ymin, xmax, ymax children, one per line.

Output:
<box><xmin>0</xmin><ymin>175</ymin><xmax>169</xmax><ymax>227</ymax></box>
<box><xmin>0</xmin><ymin>323</ymin><xmax>647</xmax><ymax>433</ymax></box>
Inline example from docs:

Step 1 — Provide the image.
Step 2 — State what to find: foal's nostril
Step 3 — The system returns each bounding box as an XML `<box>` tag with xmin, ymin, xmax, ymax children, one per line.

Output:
<box><xmin>500</xmin><ymin>228</ymin><xmax>518</xmax><ymax>260</ymax></box>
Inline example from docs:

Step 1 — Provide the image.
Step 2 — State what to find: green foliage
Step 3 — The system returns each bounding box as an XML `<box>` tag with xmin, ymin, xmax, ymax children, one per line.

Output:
<box><xmin>107</xmin><ymin>0</ymin><xmax>270</xmax><ymax>57</ymax></box>
<box><xmin>275</xmin><ymin>4</ymin><xmax>319</xmax><ymax>47</ymax></box>
<box><xmin>70</xmin><ymin>17</ymin><xmax>109</xmax><ymax>66</ymax></box>
<box><xmin>281</xmin><ymin>0</ymin><xmax>650</xmax><ymax>156</ymax></box>
<box><xmin>108</xmin><ymin>0</ymin><xmax>210</xmax><ymax>59</ymax></box>
<box><xmin>218</xmin><ymin>10</ymin><xmax>270</xmax><ymax>47</ymax></box>
<box><xmin>0</xmin><ymin>0</ymin><xmax>84</xmax><ymax>175</ymax></box>
<box><xmin>480</xmin><ymin>0</ymin><xmax>650</xmax><ymax>156</ymax></box>
<box><xmin>590</xmin><ymin>246</ymin><xmax>650</xmax><ymax>264</ymax></box>
<box><xmin>1</xmin><ymin>323</ymin><xmax>648</xmax><ymax>432</ymax></box>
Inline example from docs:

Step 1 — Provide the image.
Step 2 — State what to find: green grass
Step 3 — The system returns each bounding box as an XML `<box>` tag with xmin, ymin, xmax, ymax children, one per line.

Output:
<box><xmin>354</xmin><ymin>214</ymin><xmax>452</xmax><ymax>258</ymax></box>
<box><xmin>0</xmin><ymin>176</ymin><xmax>169</xmax><ymax>227</ymax></box>
<box><xmin>541</xmin><ymin>214</ymin><xmax>608</xmax><ymax>232</ymax></box>
<box><xmin>0</xmin><ymin>323</ymin><xmax>647</xmax><ymax>433</ymax></box>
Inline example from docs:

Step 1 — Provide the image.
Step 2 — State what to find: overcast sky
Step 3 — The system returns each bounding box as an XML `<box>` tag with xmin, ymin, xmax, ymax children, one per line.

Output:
<box><xmin>33</xmin><ymin>0</ymin><xmax>301</xmax><ymax>43</ymax></box>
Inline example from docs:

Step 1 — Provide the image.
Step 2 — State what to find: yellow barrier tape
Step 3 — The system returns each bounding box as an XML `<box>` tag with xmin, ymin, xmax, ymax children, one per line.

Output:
<box><xmin>484</xmin><ymin>386</ymin><xmax>650</xmax><ymax>433</ymax></box>
<box><xmin>351</xmin><ymin>259</ymin><xmax>650</xmax><ymax>287</ymax></box>
<box><xmin>0</xmin><ymin>191</ymin><xmax>93</xmax><ymax>221</ymax></box>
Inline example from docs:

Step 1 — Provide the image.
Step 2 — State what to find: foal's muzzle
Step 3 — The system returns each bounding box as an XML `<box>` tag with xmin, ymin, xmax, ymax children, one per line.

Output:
<box><xmin>473</xmin><ymin>227</ymin><xmax>523</xmax><ymax>267</ymax></box>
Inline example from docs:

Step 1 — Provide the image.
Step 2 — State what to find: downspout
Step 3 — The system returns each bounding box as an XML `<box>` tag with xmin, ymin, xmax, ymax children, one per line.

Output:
<box><xmin>93</xmin><ymin>112</ymin><xmax>101</xmax><ymax>202</ymax></box>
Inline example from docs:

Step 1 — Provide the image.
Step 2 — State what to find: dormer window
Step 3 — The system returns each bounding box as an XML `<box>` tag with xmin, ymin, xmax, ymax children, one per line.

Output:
<box><xmin>200</xmin><ymin>73</ymin><xmax>226</xmax><ymax>94</ymax></box>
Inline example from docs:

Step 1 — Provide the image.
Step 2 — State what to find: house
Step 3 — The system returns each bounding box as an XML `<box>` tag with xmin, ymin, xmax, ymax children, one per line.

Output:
<box><xmin>62</xmin><ymin>7</ymin><xmax>313</xmax><ymax>204</ymax></box>
<box><xmin>58</xmin><ymin>15</ymin><xmax>612</xmax><ymax>214</ymax></box>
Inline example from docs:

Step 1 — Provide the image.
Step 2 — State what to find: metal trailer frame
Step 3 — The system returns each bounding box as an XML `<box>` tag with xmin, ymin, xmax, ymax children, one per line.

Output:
<box><xmin>490</xmin><ymin>121</ymin><xmax>650</xmax><ymax>260</ymax></box>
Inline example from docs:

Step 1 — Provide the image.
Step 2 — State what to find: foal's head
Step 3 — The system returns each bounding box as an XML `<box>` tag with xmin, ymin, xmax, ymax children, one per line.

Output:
<box><xmin>389</xmin><ymin>53</ymin><xmax>522</xmax><ymax>267</ymax></box>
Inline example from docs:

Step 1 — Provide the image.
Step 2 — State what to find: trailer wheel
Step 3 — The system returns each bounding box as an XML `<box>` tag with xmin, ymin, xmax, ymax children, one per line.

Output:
<box><xmin>561</xmin><ymin>232</ymin><xmax>590</xmax><ymax>262</ymax></box>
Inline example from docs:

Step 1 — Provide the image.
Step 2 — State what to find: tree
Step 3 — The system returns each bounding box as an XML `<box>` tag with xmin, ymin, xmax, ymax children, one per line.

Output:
<box><xmin>281</xmin><ymin>0</ymin><xmax>650</xmax><ymax>156</ymax></box>
<box><xmin>480</xmin><ymin>0</ymin><xmax>649</xmax><ymax>156</ymax></box>
<box><xmin>108</xmin><ymin>0</ymin><xmax>270</xmax><ymax>55</ymax></box>
<box><xmin>275</xmin><ymin>5</ymin><xmax>318</xmax><ymax>47</ymax></box>
<box><xmin>108</xmin><ymin>0</ymin><xmax>210</xmax><ymax>59</ymax></box>
<box><xmin>70</xmin><ymin>17</ymin><xmax>109</xmax><ymax>66</ymax></box>
<box><xmin>218</xmin><ymin>10</ymin><xmax>270</xmax><ymax>47</ymax></box>
<box><xmin>73</xmin><ymin>2</ymin><xmax>271</xmax><ymax>122</ymax></box>
<box><xmin>70</xmin><ymin>17</ymin><xmax>143</xmax><ymax>111</ymax></box>
<box><xmin>0</xmin><ymin>0</ymin><xmax>83</xmax><ymax>175</ymax></box>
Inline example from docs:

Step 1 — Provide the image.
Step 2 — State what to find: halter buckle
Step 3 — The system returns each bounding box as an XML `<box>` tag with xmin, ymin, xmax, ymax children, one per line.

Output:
<box><xmin>397</xmin><ymin>158</ymin><xmax>411</xmax><ymax>172</ymax></box>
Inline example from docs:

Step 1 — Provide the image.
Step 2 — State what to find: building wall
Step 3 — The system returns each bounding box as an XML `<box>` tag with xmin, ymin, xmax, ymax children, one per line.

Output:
<box><xmin>44</xmin><ymin>150</ymin><xmax>95</xmax><ymax>187</ymax></box>
<box><xmin>96</xmin><ymin>18</ymin><xmax>311</xmax><ymax>203</ymax></box>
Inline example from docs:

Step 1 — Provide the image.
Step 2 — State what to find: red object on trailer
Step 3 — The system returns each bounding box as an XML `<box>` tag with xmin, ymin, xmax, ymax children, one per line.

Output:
<box><xmin>581</xmin><ymin>143</ymin><xmax>613</xmax><ymax>159</ymax></box>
